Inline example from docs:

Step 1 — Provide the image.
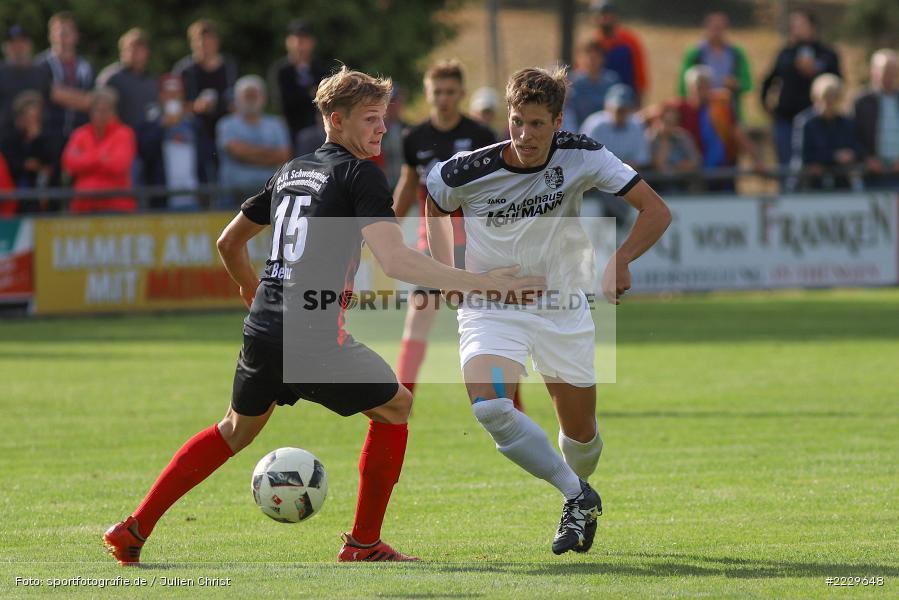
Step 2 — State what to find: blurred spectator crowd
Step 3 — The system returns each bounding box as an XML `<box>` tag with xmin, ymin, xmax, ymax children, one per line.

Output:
<box><xmin>0</xmin><ymin>3</ymin><xmax>897</xmax><ymax>217</ymax></box>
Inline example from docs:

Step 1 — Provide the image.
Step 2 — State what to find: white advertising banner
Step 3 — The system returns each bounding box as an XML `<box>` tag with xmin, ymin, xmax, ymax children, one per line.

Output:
<box><xmin>629</xmin><ymin>193</ymin><xmax>899</xmax><ymax>292</ymax></box>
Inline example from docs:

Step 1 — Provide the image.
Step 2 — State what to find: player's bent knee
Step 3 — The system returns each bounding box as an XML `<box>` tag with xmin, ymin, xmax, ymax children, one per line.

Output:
<box><xmin>389</xmin><ymin>386</ymin><xmax>413</xmax><ymax>420</ymax></box>
<box><xmin>471</xmin><ymin>398</ymin><xmax>519</xmax><ymax>445</ymax></box>
<box><xmin>367</xmin><ymin>385</ymin><xmax>412</xmax><ymax>424</ymax></box>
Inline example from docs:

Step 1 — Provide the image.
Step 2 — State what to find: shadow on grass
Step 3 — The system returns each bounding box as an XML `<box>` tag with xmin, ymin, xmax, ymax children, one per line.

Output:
<box><xmin>522</xmin><ymin>554</ymin><xmax>899</xmax><ymax>579</ymax></box>
<box><xmin>0</xmin><ymin>350</ymin><xmax>132</xmax><ymax>362</ymax></box>
<box><xmin>602</xmin><ymin>410</ymin><xmax>866</xmax><ymax>420</ymax></box>
<box><xmin>124</xmin><ymin>556</ymin><xmax>899</xmax><ymax>580</ymax></box>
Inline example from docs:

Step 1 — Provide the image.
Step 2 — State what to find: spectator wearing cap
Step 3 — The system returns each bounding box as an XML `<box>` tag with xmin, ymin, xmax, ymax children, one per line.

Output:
<box><xmin>1</xmin><ymin>91</ymin><xmax>59</xmax><ymax>195</ymax></box>
<box><xmin>676</xmin><ymin>65</ymin><xmax>761</xmax><ymax>190</ymax></box>
<box><xmin>34</xmin><ymin>12</ymin><xmax>94</xmax><ymax>146</ymax></box>
<box><xmin>173</xmin><ymin>19</ymin><xmax>239</xmax><ymax>185</ymax></box>
<box><xmin>0</xmin><ymin>25</ymin><xmax>52</xmax><ymax>132</ymax></box>
<box><xmin>792</xmin><ymin>74</ymin><xmax>857</xmax><ymax>190</ymax></box>
<box><xmin>563</xmin><ymin>39</ymin><xmax>620</xmax><ymax>132</ymax></box>
<box><xmin>62</xmin><ymin>87</ymin><xmax>137</xmax><ymax>213</ymax></box>
<box><xmin>853</xmin><ymin>49</ymin><xmax>899</xmax><ymax>188</ymax></box>
<box><xmin>268</xmin><ymin>19</ymin><xmax>329</xmax><ymax>149</ymax></box>
<box><xmin>469</xmin><ymin>86</ymin><xmax>502</xmax><ymax>136</ymax></box>
<box><xmin>760</xmin><ymin>9</ymin><xmax>841</xmax><ymax>168</ymax></box>
<box><xmin>580</xmin><ymin>84</ymin><xmax>648</xmax><ymax>228</ymax></box>
<box><xmin>588</xmin><ymin>1</ymin><xmax>648</xmax><ymax>103</ymax></box>
<box><xmin>678</xmin><ymin>12</ymin><xmax>753</xmax><ymax>121</ymax></box>
<box><xmin>216</xmin><ymin>75</ymin><xmax>290</xmax><ymax>207</ymax></box>
<box><xmin>580</xmin><ymin>84</ymin><xmax>649</xmax><ymax>170</ymax></box>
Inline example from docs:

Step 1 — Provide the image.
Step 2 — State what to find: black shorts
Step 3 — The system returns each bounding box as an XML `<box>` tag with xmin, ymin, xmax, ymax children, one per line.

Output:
<box><xmin>414</xmin><ymin>245</ymin><xmax>467</xmax><ymax>294</ymax></box>
<box><xmin>231</xmin><ymin>334</ymin><xmax>399</xmax><ymax>417</ymax></box>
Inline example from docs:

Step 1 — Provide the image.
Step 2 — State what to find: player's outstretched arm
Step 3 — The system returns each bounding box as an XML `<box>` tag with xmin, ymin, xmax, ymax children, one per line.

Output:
<box><xmin>362</xmin><ymin>220</ymin><xmax>544</xmax><ymax>299</ymax></box>
<box><xmin>217</xmin><ymin>212</ymin><xmax>267</xmax><ymax>308</ymax></box>
<box><xmin>602</xmin><ymin>180</ymin><xmax>672</xmax><ymax>304</ymax></box>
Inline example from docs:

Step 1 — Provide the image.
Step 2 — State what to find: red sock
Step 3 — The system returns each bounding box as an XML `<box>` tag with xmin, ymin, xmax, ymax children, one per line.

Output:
<box><xmin>132</xmin><ymin>424</ymin><xmax>234</xmax><ymax>538</ymax></box>
<box><xmin>350</xmin><ymin>420</ymin><xmax>408</xmax><ymax>545</ymax></box>
<box><xmin>396</xmin><ymin>339</ymin><xmax>427</xmax><ymax>394</ymax></box>
<box><xmin>512</xmin><ymin>388</ymin><xmax>525</xmax><ymax>413</ymax></box>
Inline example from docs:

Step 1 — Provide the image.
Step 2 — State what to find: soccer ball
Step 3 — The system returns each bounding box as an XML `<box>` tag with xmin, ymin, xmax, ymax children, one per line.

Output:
<box><xmin>251</xmin><ymin>447</ymin><xmax>328</xmax><ymax>523</ymax></box>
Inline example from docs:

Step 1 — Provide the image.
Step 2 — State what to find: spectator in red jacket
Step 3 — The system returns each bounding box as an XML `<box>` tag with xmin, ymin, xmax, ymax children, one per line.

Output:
<box><xmin>0</xmin><ymin>152</ymin><xmax>15</xmax><ymax>217</ymax></box>
<box><xmin>589</xmin><ymin>0</ymin><xmax>649</xmax><ymax>103</ymax></box>
<box><xmin>62</xmin><ymin>87</ymin><xmax>136</xmax><ymax>213</ymax></box>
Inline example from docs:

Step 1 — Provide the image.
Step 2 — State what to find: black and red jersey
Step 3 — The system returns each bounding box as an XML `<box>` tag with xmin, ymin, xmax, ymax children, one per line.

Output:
<box><xmin>240</xmin><ymin>142</ymin><xmax>396</xmax><ymax>345</ymax></box>
<box><xmin>402</xmin><ymin>115</ymin><xmax>496</xmax><ymax>249</ymax></box>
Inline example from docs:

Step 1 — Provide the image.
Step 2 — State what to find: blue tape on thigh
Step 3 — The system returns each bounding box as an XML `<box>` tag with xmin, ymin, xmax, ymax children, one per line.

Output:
<box><xmin>491</xmin><ymin>367</ymin><xmax>506</xmax><ymax>399</ymax></box>
<box><xmin>473</xmin><ymin>397</ymin><xmax>487</xmax><ymax>404</ymax></box>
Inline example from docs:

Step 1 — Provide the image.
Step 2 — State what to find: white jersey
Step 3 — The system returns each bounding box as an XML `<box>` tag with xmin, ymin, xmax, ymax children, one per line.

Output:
<box><xmin>426</xmin><ymin>131</ymin><xmax>640</xmax><ymax>305</ymax></box>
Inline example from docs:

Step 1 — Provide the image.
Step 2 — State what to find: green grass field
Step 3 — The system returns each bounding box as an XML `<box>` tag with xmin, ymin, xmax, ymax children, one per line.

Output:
<box><xmin>1</xmin><ymin>290</ymin><xmax>897</xmax><ymax>598</ymax></box>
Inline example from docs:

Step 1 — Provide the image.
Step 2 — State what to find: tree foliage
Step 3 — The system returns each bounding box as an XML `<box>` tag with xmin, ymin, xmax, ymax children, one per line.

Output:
<box><xmin>840</xmin><ymin>0</ymin><xmax>899</xmax><ymax>55</ymax></box>
<box><xmin>0</xmin><ymin>0</ymin><xmax>458</xmax><ymax>93</ymax></box>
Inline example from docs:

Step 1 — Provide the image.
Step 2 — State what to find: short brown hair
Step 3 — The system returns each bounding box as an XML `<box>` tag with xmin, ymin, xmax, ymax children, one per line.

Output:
<box><xmin>425</xmin><ymin>59</ymin><xmax>465</xmax><ymax>85</ymax></box>
<box><xmin>13</xmin><ymin>90</ymin><xmax>43</xmax><ymax>117</ymax></box>
<box><xmin>579</xmin><ymin>39</ymin><xmax>605</xmax><ymax>56</ymax></box>
<box><xmin>505</xmin><ymin>66</ymin><xmax>569</xmax><ymax>119</ymax></box>
<box><xmin>188</xmin><ymin>18</ymin><xmax>218</xmax><ymax>40</ymax></box>
<box><xmin>119</xmin><ymin>27</ymin><xmax>149</xmax><ymax>51</ymax></box>
<box><xmin>48</xmin><ymin>11</ymin><xmax>77</xmax><ymax>31</ymax></box>
<box><xmin>314</xmin><ymin>65</ymin><xmax>392</xmax><ymax>119</ymax></box>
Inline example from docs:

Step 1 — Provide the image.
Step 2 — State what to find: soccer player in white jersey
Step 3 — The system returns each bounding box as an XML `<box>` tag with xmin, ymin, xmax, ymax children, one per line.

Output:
<box><xmin>425</xmin><ymin>67</ymin><xmax>671</xmax><ymax>554</ymax></box>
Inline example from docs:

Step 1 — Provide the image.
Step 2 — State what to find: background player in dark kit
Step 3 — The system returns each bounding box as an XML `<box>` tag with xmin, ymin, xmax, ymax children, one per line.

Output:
<box><xmin>103</xmin><ymin>67</ymin><xmax>542</xmax><ymax>565</ymax></box>
<box><xmin>394</xmin><ymin>60</ymin><xmax>528</xmax><ymax>410</ymax></box>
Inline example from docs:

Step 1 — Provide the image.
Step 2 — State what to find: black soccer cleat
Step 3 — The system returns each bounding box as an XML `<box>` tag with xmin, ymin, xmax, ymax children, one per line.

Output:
<box><xmin>552</xmin><ymin>480</ymin><xmax>602</xmax><ymax>555</ymax></box>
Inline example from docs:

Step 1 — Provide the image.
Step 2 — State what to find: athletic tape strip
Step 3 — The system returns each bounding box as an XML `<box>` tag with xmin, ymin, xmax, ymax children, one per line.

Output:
<box><xmin>491</xmin><ymin>367</ymin><xmax>506</xmax><ymax>399</ymax></box>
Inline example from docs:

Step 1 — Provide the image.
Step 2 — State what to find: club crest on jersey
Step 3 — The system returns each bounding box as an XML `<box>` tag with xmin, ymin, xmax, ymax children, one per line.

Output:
<box><xmin>544</xmin><ymin>166</ymin><xmax>564</xmax><ymax>190</ymax></box>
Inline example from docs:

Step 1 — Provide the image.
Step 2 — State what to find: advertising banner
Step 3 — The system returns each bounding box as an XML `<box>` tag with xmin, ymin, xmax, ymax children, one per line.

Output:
<box><xmin>0</xmin><ymin>218</ymin><xmax>33</xmax><ymax>302</ymax></box>
<box><xmin>630</xmin><ymin>193</ymin><xmax>899</xmax><ymax>292</ymax></box>
<box><xmin>33</xmin><ymin>213</ymin><xmax>269</xmax><ymax>314</ymax></box>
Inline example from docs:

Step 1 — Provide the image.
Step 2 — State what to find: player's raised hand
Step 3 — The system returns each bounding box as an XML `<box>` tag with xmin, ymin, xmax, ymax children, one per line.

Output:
<box><xmin>478</xmin><ymin>265</ymin><xmax>546</xmax><ymax>304</ymax></box>
<box><xmin>601</xmin><ymin>257</ymin><xmax>631</xmax><ymax>305</ymax></box>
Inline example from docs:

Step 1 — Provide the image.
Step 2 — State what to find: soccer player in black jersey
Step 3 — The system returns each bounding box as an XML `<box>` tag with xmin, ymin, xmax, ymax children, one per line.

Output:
<box><xmin>103</xmin><ymin>67</ymin><xmax>542</xmax><ymax>565</ymax></box>
<box><xmin>392</xmin><ymin>60</ymin><xmax>512</xmax><ymax>402</ymax></box>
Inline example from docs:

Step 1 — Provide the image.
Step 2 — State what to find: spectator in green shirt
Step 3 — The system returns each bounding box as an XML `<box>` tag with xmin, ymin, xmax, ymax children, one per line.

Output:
<box><xmin>678</xmin><ymin>12</ymin><xmax>752</xmax><ymax>121</ymax></box>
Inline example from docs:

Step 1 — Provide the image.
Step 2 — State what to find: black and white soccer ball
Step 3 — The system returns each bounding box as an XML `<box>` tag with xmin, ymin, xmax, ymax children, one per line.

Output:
<box><xmin>251</xmin><ymin>447</ymin><xmax>328</xmax><ymax>523</ymax></box>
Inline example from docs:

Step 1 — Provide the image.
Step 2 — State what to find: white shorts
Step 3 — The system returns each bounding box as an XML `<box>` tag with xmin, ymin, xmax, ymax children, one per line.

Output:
<box><xmin>457</xmin><ymin>304</ymin><xmax>596</xmax><ymax>387</ymax></box>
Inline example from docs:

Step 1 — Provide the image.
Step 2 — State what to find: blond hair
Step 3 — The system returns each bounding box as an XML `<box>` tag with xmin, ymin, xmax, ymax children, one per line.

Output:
<box><xmin>119</xmin><ymin>27</ymin><xmax>149</xmax><ymax>51</ymax></box>
<box><xmin>811</xmin><ymin>73</ymin><xmax>842</xmax><ymax>101</ymax></box>
<box><xmin>505</xmin><ymin>66</ymin><xmax>569</xmax><ymax>119</ymax></box>
<box><xmin>684</xmin><ymin>64</ymin><xmax>713</xmax><ymax>91</ymax></box>
<box><xmin>424</xmin><ymin>59</ymin><xmax>465</xmax><ymax>85</ymax></box>
<box><xmin>314</xmin><ymin>66</ymin><xmax>392</xmax><ymax>120</ymax></box>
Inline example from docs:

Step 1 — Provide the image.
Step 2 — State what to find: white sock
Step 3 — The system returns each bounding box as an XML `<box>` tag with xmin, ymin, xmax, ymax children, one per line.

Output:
<box><xmin>558</xmin><ymin>421</ymin><xmax>603</xmax><ymax>480</ymax></box>
<box><xmin>472</xmin><ymin>398</ymin><xmax>582</xmax><ymax>499</ymax></box>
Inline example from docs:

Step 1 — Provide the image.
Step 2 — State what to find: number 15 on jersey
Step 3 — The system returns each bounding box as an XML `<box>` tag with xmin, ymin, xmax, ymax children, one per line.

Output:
<box><xmin>271</xmin><ymin>195</ymin><xmax>312</xmax><ymax>262</ymax></box>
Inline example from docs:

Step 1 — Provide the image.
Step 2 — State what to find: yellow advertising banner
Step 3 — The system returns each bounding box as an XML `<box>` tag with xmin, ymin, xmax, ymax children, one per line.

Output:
<box><xmin>33</xmin><ymin>212</ymin><xmax>270</xmax><ymax>314</ymax></box>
